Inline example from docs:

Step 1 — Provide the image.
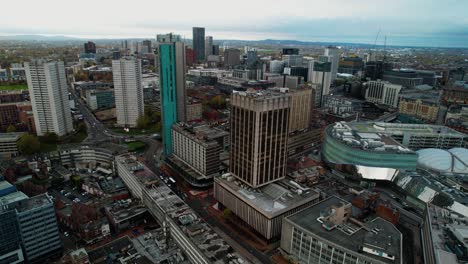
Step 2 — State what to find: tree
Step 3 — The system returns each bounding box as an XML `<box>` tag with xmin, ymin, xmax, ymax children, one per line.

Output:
<box><xmin>136</xmin><ymin>115</ymin><xmax>151</xmax><ymax>129</ymax></box>
<box><xmin>6</xmin><ymin>125</ymin><xmax>16</xmax><ymax>133</ymax></box>
<box><xmin>42</xmin><ymin>132</ymin><xmax>58</xmax><ymax>144</ymax></box>
<box><xmin>76</xmin><ymin>121</ymin><xmax>87</xmax><ymax>133</ymax></box>
<box><xmin>18</xmin><ymin>134</ymin><xmax>40</xmax><ymax>155</ymax></box>
<box><xmin>209</xmin><ymin>95</ymin><xmax>226</xmax><ymax>109</ymax></box>
<box><xmin>154</xmin><ymin>122</ymin><xmax>162</xmax><ymax>132</ymax></box>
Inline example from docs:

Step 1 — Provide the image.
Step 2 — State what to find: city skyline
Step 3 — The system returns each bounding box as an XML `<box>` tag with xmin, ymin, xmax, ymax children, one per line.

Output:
<box><xmin>1</xmin><ymin>0</ymin><xmax>468</xmax><ymax>48</ymax></box>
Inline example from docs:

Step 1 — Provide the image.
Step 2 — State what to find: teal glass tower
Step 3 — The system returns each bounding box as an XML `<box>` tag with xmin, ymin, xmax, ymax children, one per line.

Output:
<box><xmin>158</xmin><ymin>34</ymin><xmax>186</xmax><ymax>156</ymax></box>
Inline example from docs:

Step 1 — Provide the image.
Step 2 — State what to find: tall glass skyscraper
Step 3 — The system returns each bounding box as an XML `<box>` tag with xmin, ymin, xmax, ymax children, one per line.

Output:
<box><xmin>192</xmin><ymin>27</ymin><xmax>205</xmax><ymax>63</ymax></box>
<box><xmin>158</xmin><ymin>34</ymin><xmax>186</xmax><ymax>156</ymax></box>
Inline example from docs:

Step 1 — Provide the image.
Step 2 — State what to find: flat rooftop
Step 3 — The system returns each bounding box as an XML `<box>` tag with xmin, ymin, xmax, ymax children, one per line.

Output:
<box><xmin>286</xmin><ymin>196</ymin><xmax>401</xmax><ymax>264</ymax></box>
<box><xmin>106</xmin><ymin>202</ymin><xmax>148</xmax><ymax>223</ymax></box>
<box><xmin>216</xmin><ymin>174</ymin><xmax>320</xmax><ymax>218</ymax></box>
<box><xmin>329</xmin><ymin>122</ymin><xmax>413</xmax><ymax>154</ymax></box>
<box><xmin>116</xmin><ymin>154</ymin><xmax>247</xmax><ymax>264</ymax></box>
<box><xmin>0</xmin><ymin>180</ymin><xmax>14</xmax><ymax>192</ymax></box>
<box><xmin>15</xmin><ymin>193</ymin><xmax>52</xmax><ymax>212</ymax></box>
<box><xmin>349</xmin><ymin>122</ymin><xmax>465</xmax><ymax>136</ymax></box>
<box><xmin>0</xmin><ymin>191</ymin><xmax>28</xmax><ymax>206</ymax></box>
<box><xmin>0</xmin><ymin>132</ymin><xmax>24</xmax><ymax>142</ymax></box>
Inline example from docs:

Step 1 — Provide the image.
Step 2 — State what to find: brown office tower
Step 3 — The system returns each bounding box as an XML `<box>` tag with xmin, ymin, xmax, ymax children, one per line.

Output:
<box><xmin>230</xmin><ymin>91</ymin><xmax>290</xmax><ymax>188</ymax></box>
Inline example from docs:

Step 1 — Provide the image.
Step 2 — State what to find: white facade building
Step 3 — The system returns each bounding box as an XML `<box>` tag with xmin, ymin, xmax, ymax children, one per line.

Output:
<box><xmin>324</xmin><ymin>47</ymin><xmax>340</xmax><ymax>81</ymax></box>
<box><xmin>308</xmin><ymin>60</ymin><xmax>332</xmax><ymax>106</ymax></box>
<box><xmin>112</xmin><ymin>57</ymin><xmax>144</xmax><ymax>127</ymax></box>
<box><xmin>365</xmin><ymin>81</ymin><xmax>402</xmax><ymax>107</ymax></box>
<box><xmin>25</xmin><ymin>60</ymin><xmax>73</xmax><ymax>136</ymax></box>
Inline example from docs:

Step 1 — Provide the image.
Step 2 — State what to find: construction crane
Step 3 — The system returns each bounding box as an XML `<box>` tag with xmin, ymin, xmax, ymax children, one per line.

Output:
<box><xmin>369</xmin><ymin>29</ymin><xmax>381</xmax><ymax>62</ymax></box>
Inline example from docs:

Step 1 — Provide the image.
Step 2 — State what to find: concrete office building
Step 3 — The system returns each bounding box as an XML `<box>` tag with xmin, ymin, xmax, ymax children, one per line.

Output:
<box><xmin>0</xmin><ymin>187</ymin><xmax>26</xmax><ymax>264</ymax></box>
<box><xmin>264</xmin><ymin>73</ymin><xmax>284</xmax><ymax>87</ymax></box>
<box><xmin>365</xmin><ymin>81</ymin><xmax>402</xmax><ymax>107</ymax></box>
<box><xmin>0</xmin><ymin>133</ymin><xmax>23</xmax><ymax>158</ymax></box>
<box><xmin>112</xmin><ymin>57</ymin><xmax>144</xmax><ymax>127</ymax></box>
<box><xmin>398</xmin><ymin>90</ymin><xmax>440</xmax><ymax>123</ymax></box>
<box><xmin>224</xmin><ymin>48</ymin><xmax>241</xmax><ymax>67</ymax></box>
<box><xmin>214</xmin><ymin>175</ymin><xmax>320</xmax><ymax>240</ymax></box>
<box><xmin>288</xmin><ymin>129</ymin><xmax>322</xmax><ymax>158</ymax></box>
<box><xmin>230</xmin><ymin>91</ymin><xmax>290</xmax><ymax>187</ymax></box>
<box><xmin>285</xmin><ymin>75</ymin><xmax>303</xmax><ymax>89</ymax></box>
<box><xmin>192</xmin><ymin>27</ymin><xmax>205</xmax><ymax>63</ymax></box>
<box><xmin>25</xmin><ymin>60</ymin><xmax>73</xmax><ymax>136</ymax></box>
<box><xmin>0</xmin><ymin>68</ymin><xmax>8</xmax><ymax>80</ymax></box>
<box><xmin>0</xmin><ymin>192</ymin><xmax>62</xmax><ymax>263</ymax></box>
<box><xmin>169</xmin><ymin>123</ymin><xmax>228</xmax><ymax>187</ymax></box>
<box><xmin>204</xmin><ymin>36</ymin><xmax>213</xmax><ymax>59</ymax></box>
<box><xmin>270</xmin><ymin>87</ymin><xmax>312</xmax><ymax>132</ymax></box>
<box><xmin>85</xmin><ymin>89</ymin><xmax>115</xmax><ymax>110</ymax></box>
<box><xmin>283</xmin><ymin>55</ymin><xmax>303</xmax><ymax>67</ymax></box>
<box><xmin>280</xmin><ymin>196</ymin><xmax>402</xmax><ymax>264</ymax></box>
<box><xmin>158</xmin><ymin>34</ymin><xmax>187</xmax><ymax>156</ymax></box>
<box><xmin>324</xmin><ymin>46</ymin><xmax>340</xmax><ymax>81</ymax></box>
<box><xmin>9</xmin><ymin>63</ymin><xmax>26</xmax><ymax>80</ymax></box>
<box><xmin>270</xmin><ymin>60</ymin><xmax>285</xmax><ymax>74</ymax></box>
<box><xmin>214</xmin><ymin>90</ymin><xmax>323</xmax><ymax>240</ymax></box>
<box><xmin>186</xmin><ymin>102</ymin><xmax>202</xmax><ymax>121</ymax></box>
<box><xmin>308</xmin><ymin>60</ymin><xmax>332</xmax><ymax>107</ymax></box>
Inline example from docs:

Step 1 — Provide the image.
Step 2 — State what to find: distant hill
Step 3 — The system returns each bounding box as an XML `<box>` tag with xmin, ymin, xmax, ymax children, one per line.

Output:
<box><xmin>0</xmin><ymin>35</ymin><xmax>81</xmax><ymax>41</ymax></box>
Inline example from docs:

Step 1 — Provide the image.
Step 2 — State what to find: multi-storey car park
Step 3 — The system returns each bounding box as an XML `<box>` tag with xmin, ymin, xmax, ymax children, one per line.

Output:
<box><xmin>322</xmin><ymin>121</ymin><xmax>467</xmax><ymax>180</ymax></box>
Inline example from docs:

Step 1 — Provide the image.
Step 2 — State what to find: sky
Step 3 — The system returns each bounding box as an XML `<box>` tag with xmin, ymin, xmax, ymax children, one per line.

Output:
<box><xmin>2</xmin><ymin>0</ymin><xmax>468</xmax><ymax>47</ymax></box>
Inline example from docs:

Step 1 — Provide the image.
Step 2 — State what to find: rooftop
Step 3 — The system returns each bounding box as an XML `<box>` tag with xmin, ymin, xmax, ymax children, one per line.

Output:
<box><xmin>286</xmin><ymin>196</ymin><xmax>402</xmax><ymax>264</ymax></box>
<box><xmin>0</xmin><ymin>132</ymin><xmax>24</xmax><ymax>142</ymax></box>
<box><xmin>427</xmin><ymin>204</ymin><xmax>468</xmax><ymax>263</ymax></box>
<box><xmin>116</xmin><ymin>154</ymin><xmax>247</xmax><ymax>264</ymax></box>
<box><xmin>399</xmin><ymin>89</ymin><xmax>440</xmax><ymax>104</ymax></box>
<box><xmin>348</xmin><ymin>121</ymin><xmax>465</xmax><ymax>137</ymax></box>
<box><xmin>0</xmin><ymin>191</ymin><xmax>28</xmax><ymax>207</ymax></box>
<box><xmin>0</xmin><ymin>180</ymin><xmax>15</xmax><ymax>193</ymax></box>
<box><xmin>105</xmin><ymin>201</ymin><xmax>148</xmax><ymax>223</ymax></box>
<box><xmin>15</xmin><ymin>193</ymin><xmax>52</xmax><ymax>212</ymax></box>
<box><xmin>216</xmin><ymin>173</ymin><xmax>320</xmax><ymax>218</ymax></box>
<box><xmin>172</xmin><ymin>123</ymin><xmax>228</xmax><ymax>148</ymax></box>
<box><xmin>329</xmin><ymin>122</ymin><xmax>413</xmax><ymax>154</ymax></box>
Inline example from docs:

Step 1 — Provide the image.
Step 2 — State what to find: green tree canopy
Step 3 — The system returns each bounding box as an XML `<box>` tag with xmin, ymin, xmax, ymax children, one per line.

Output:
<box><xmin>42</xmin><ymin>132</ymin><xmax>59</xmax><ymax>144</ymax></box>
<box><xmin>18</xmin><ymin>134</ymin><xmax>40</xmax><ymax>155</ymax></box>
<box><xmin>136</xmin><ymin>115</ymin><xmax>151</xmax><ymax>129</ymax></box>
<box><xmin>209</xmin><ymin>95</ymin><xmax>226</xmax><ymax>109</ymax></box>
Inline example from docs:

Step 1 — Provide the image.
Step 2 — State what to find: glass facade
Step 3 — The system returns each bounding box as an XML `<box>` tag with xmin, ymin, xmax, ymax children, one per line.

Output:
<box><xmin>159</xmin><ymin>44</ymin><xmax>178</xmax><ymax>156</ymax></box>
<box><xmin>0</xmin><ymin>210</ymin><xmax>20</xmax><ymax>257</ymax></box>
<box><xmin>322</xmin><ymin>127</ymin><xmax>418</xmax><ymax>170</ymax></box>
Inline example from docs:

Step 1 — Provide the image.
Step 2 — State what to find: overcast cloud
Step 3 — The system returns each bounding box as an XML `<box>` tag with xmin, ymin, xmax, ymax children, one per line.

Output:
<box><xmin>2</xmin><ymin>0</ymin><xmax>467</xmax><ymax>47</ymax></box>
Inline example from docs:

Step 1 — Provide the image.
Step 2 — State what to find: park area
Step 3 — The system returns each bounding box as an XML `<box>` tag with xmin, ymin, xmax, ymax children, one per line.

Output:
<box><xmin>0</xmin><ymin>84</ymin><xmax>28</xmax><ymax>91</ymax></box>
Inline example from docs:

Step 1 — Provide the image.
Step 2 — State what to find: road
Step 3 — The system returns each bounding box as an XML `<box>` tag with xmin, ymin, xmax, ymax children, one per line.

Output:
<box><xmin>69</xmin><ymin>86</ymin><xmax>162</xmax><ymax>164</ymax></box>
<box><xmin>69</xmin><ymin>86</ymin><xmax>269</xmax><ymax>263</ymax></box>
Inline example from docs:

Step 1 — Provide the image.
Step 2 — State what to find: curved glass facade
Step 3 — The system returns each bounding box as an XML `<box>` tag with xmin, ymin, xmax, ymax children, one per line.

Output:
<box><xmin>322</xmin><ymin>126</ymin><xmax>418</xmax><ymax>170</ymax></box>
